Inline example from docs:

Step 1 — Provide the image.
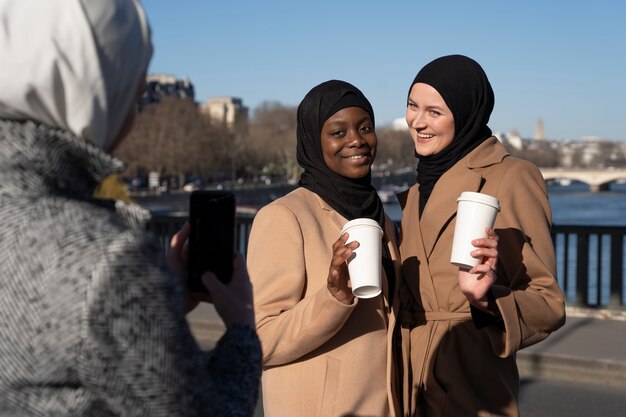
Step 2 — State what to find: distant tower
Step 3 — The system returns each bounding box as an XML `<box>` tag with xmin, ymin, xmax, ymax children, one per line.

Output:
<box><xmin>534</xmin><ymin>118</ymin><xmax>545</xmax><ymax>140</ymax></box>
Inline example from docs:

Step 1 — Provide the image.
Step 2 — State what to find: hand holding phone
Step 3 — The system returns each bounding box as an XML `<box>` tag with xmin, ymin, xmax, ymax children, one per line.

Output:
<box><xmin>187</xmin><ymin>190</ymin><xmax>236</xmax><ymax>293</ymax></box>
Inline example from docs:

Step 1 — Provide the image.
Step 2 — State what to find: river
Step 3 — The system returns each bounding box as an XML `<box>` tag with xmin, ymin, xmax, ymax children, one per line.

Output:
<box><xmin>138</xmin><ymin>181</ymin><xmax>626</xmax><ymax>226</ymax></box>
<box><xmin>382</xmin><ymin>182</ymin><xmax>626</xmax><ymax>226</ymax></box>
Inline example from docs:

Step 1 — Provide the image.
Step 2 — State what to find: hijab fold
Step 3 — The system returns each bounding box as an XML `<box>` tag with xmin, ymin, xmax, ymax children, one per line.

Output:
<box><xmin>297</xmin><ymin>80</ymin><xmax>385</xmax><ymax>227</ymax></box>
<box><xmin>0</xmin><ymin>0</ymin><xmax>153</xmax><ymax>150</ymax></box>
<box><xmin>408</xmin><ymin>55</ymin><xmax>495</xmax><ymax>215</ymax></box>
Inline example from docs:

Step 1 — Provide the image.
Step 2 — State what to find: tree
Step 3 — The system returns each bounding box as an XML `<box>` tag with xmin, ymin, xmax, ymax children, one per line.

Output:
<box><xmin>247</xmin><ymin>101</ymin><xmax>299</xmax><ymax>181</ymax></box>
<box><xmin>374</xmin><ymin>126</ymin><xmax>416</xmax><ymax>171</ymax></box>
<box><xmin>114</xmin><ymin>97</ymin><xmax>236</xmax><ymax>181</ymax></box>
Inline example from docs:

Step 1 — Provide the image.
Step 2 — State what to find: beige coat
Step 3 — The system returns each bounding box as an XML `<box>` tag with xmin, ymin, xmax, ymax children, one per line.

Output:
<box><xmin>247</xmin><ymin>187</ymin><xmax>402</xmax><ymax>417</ymax></box>
<box><xmin>397</xmin><ymin>138</ymin><xmax>566</xmax><ymax>417</ymax></box>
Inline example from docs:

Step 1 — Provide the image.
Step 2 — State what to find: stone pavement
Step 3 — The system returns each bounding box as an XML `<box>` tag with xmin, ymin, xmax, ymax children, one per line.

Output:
<box><xmin>187</xmin><ymin>304</ymin><xmax>626</xmax><ymax>390</ymax></box>
<box><xmin>516</xmin><ymin>306</ymin><xmax>626</xmax><ymax>387</ymax></box>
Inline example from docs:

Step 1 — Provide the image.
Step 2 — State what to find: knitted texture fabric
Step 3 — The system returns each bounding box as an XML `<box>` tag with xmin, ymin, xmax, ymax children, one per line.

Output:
<box><xmin>0</xmin><ymin>119</ymin><xmax>261</xmax><ymax>416</ymax></box>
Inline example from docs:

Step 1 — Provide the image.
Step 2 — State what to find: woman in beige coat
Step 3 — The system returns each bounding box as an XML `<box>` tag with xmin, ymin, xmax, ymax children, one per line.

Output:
<box><xmin>398</xmin><ymin>54</ymin><xmax>566</xmax><ymax>416</ymax></box>
<box><xmin>247</xmin><ymin>80</ymin><xmax>402</xmax><ymax>417</ymax></box>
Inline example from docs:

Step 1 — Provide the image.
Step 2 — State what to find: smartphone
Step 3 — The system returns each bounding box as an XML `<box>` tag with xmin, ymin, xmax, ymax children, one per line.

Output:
<box><xmin>188</xmin><ymin>190</ymin><xmax>236</xmax><ymax>293</ymax></box>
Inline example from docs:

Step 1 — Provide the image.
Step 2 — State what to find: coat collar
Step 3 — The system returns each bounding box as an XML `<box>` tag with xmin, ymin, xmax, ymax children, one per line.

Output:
<box><xmin>0</xmin><ymin>119</ymin><xmax>125</xmax><ymax>199</ymax></box>
<box><xmin>419</xmin><ymin>137</ymin><xmax>508</xmax><ymax>258</ymax></box>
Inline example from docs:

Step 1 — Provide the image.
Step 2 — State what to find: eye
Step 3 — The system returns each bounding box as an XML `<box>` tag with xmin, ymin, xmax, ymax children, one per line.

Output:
<box><xmin>407</xmin><ymin>102</ymin><xmax>417</xmax><ymax>109</ymax></box>
<box><xmin>360</xmin><ymin>124</ymin><xmax>373</xmax><ymax>134</ymax></box>
<box><xmin>429</xmin><ymin>109</ymin><xmax>442</xmax><ymax>117</ymax></box>
<box><xmin>330</xmin><ymin>130</ymin><xmax>345</xmax><ymax>137</ymax></box>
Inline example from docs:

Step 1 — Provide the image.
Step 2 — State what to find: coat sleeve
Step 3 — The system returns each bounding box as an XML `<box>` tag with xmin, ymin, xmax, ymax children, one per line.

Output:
<box><xmin>486</xmin><ymin>160</ymin><xmax>566</xmax><ymax>357</ymax></box>
<box><xmin>79</xmin><ymin>231</ymin><xmax>262</xmax><ymax>417</ymax></box>
<box><xmin>246</xmin><ymin>202</ymin><xmax>356</xmax><ymax>366</ymax></box>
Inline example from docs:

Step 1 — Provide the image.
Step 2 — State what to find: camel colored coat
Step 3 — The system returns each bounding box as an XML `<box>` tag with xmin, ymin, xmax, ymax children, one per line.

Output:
<box><xmin>397</xmin><ymin>138</ymin><xmax>565</xmax><ymax>417</ymax></box>
<box><xmin>247</xmin><ymin>187</ymin><xmax>402</xmax><ymax>417</ymax></box>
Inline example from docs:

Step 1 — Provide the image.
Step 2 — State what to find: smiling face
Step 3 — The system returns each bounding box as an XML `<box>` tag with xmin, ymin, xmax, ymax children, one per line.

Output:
<box><xmin>406</xmin><ymin>82</ymin><xmax>455</xmax><ymax>157</ymax></box>
<box><xmin>321</xmin><ymin>106</ymin><xmax>377</xmax><ymax>179</ymax></box>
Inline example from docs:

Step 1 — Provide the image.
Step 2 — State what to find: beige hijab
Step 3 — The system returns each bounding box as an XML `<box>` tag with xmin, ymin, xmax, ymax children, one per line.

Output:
<box><xmin>0</xmin><ymin>0</ymin><xmax>153</xmax><ymax>150</ymax></box>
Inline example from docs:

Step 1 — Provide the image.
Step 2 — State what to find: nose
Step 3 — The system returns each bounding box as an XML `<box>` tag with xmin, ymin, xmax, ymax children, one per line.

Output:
<box><xmin>407</xmin><ymin>110</ymin><xmax>426</xmax><ymax>129</ymax></box>
<box><xmin>346</xmin><ymin>129</ymin><xmax>367</xmax><ymax>146</ymax></box>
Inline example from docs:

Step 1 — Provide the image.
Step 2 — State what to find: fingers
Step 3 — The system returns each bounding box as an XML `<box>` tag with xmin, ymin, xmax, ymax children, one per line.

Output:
<box><xmin>229</xmin><ymin>253</ymin><xmax>253</xmax><ymax>296</ymax></box>
<box><xmin>201</xmin><ymin>267</ymin><xmax>255</xmax><ymax>328</ymax></box>
<box><xmin>172</xmin><ymin>222</ymin><xmax>191</xmax><ymax>248</ymax></box>
<box><xmin>470</xmin><ymin>247</ymin><xmax>498</xmax><ymax>260</ymax></box>
<box><xmin>167</xmin><ymin>223</ymin><xmax>190</xmax><ymax>259</ymax></box>
<box><xmin>331</xmin><ymin>233</ymin><xmax>359</xmax><ymax>267</ymax></box>
<box><xmin>166</xmin><ymin>223</ymin><xmax>192</xmax><ymax>281</ymax></box>
<box><xmin>470</xmin><ymin>227</ymin><xmax>499</xmax><ymax>268</ymax></box>
<box><xmin>327</xmin><ymin>268</ymin><xmax>340</xmax><ymax>286</ymax></box>
<box><xmin>471</xmin><ymin>229</ymin><xmax>498</xmax><ymax>249</ymax></box>
<box><xmin>201</xmin><ymin>271</ymin><xmax>223</xmax><ymax>296</ymax></box>
<box><xmin>326</xmin><ymin>232</ymin><xmax>358</xmax><ymax>304</ymax></box>
<box><xmin>468</xmin><ymin>262</ymin><xmax>494</xmax><ymax>276</ymax></box>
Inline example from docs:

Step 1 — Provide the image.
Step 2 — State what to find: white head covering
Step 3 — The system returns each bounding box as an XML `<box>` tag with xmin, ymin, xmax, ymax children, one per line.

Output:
<box><xmin>0</xmin><ymin>0</ymin><xmax>153</xmax><ymax>150</ymax></box>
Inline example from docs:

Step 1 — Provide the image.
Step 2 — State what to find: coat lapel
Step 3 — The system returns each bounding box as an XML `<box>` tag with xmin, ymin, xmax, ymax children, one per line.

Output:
<box><xmin>420</xmin><ymin>137</ymin><xmax>509</xmax><ymax>260</ymax></box>
<box><xmin>397</xmin><ymin>188</ymin><xmax>420</xmax><ymax>301</ymax></box>
<box><xmin>419</xmin><ymin>163</ymin><xmax>482</xmax><ymax>259</ymax></box>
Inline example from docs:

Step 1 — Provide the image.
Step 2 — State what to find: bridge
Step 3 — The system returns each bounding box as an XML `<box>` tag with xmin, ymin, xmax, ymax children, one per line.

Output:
<box><xmin>539</xmin><ymin>168</ymin><xmax>626</xmax><ymax>192</ymax></box>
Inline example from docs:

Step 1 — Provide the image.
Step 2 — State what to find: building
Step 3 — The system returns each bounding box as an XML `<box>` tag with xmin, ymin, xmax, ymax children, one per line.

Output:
<box><xmin>139</xmin><ymin>73</ymin><xmax>195</xmax><ymax>109</ymax></box>
<box><xmin>199</xmin><ymin>96</ymin><xmax>248</xmax><ymax>129</ymax></box>
<box><xmin>534</xmin><ymin>118</ymin><xmax>545</xmax><ymax>140</ymax></box>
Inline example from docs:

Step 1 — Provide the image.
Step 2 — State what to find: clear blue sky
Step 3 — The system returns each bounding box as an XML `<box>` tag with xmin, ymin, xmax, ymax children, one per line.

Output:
<box><xmin>142</xmin><ymin>0</ymin><xmax>626</xmax><ymax>142</ymax></box>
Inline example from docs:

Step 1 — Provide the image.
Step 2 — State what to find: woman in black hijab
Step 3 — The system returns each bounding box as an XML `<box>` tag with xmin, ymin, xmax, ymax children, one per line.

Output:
<box><xmin>247</xmin><ymin>80</ymin><xmax>402</xmax><ymax>417</ymax></box>
<box><xmin>397</xmin><ymin>55</ymin><xmax>565</xmax><ymax>416</ymax></box>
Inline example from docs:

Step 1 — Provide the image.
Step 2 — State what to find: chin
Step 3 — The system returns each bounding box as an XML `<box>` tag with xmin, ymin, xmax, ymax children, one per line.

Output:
<box><xmin>344</xmin><ymin>170</ymin><xmax>370</xmax><ymax>179</ymax></box>
<box><xmin>414</xmin><ymin>145</ymin><xmax>436</xmax><ymax>157</ymax></box>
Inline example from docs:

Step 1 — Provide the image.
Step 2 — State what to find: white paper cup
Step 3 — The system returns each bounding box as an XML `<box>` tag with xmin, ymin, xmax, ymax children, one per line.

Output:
<box><xmin>450</xmin><ymin>192</ymin><xmax>500</xmax><ymax>269</ymax></box>
<box><xmin>341</xmin><ymin>218</ymin><xmax>383</xmax><ymax>299</ymax></box>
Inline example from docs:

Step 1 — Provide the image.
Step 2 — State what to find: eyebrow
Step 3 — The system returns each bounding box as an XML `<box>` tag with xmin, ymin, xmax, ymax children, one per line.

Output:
<box><xmin>408</xmin><ymin>98</ymin><xmax>446</xmax><ymax>111</ymax></box>
<box><xmin>326</xmin><ymin>115</ymin><xmax>372</xmax><ymax>125</ymax></box>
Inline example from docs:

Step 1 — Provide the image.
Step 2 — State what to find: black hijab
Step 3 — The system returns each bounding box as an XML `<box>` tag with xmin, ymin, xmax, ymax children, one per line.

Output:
<box><xmin>408</xmin><ymin>54</ymin><xmax>495</xmax><ymax>215</ymax></box>
<box><xmin>297</xmin><ymin>80</ymin><xmax>385</xmax><ymax>227</ymax></box>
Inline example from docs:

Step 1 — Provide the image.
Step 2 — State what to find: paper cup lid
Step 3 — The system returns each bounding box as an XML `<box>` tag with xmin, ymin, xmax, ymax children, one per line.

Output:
<box><xmin>341</xmin><ymin>218</ymin><xmax>383</xmax><ymax>234</ymax></box>
<box><xmin>457</xmin><ymin>191</ymin><xmax>500</xmax><ymax>211</ymax></box>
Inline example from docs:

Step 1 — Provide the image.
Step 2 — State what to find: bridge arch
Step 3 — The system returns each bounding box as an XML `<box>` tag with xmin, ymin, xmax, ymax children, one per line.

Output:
<box><xmin>539</xmin><ymin>168</ymin><xmax>626</xmax><ymax>192</ymax></box>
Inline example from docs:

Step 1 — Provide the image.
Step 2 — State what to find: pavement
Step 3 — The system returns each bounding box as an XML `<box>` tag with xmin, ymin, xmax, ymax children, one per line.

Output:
<box><xmin>516</xmin><ymin>306</ymin><xmax>626</xmax><ymax>387</ymax></box>
<box><xmin>186</xmin><ymin>304</ymin><xmax>626</xmax><ymax>388</ymax></box>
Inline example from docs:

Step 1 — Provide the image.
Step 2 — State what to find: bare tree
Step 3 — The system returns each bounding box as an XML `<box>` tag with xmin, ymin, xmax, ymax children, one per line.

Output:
<box><xmin>375</xmin><ymin>126</ymin><xmax>416</xmax><ymax>171</ymax></box>
<box><xmin>247</xmin><ymin>101</ymin><xmax>299</xmax><ymax>181</ymax></box>
<box><xmin>114</xmin><ymin>97</ymin><xmax>235</xmax><ymax>181</ymax></box>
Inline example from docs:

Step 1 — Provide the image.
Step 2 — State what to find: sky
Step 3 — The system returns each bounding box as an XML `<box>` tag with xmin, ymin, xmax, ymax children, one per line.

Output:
<box><xmin>142</xmin><ymin>0</ymin><xmax>626</xmax><ymax>142</ymax></box>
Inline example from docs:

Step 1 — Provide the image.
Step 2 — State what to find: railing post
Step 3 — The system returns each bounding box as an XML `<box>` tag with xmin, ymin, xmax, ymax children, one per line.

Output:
<box><xmin>563</xmin><ymin>233</ymin><xmax>570</xmax><ymax>299</ymax></box>
<box><xmin>575</xmin><ymin>233</ymin><xmax>590</xmax><ymax>306</ymax></box>
<box><xmin>610</xmin><ymin>234</ymin><xmax>624</xmax><ymax>308</ymax></box>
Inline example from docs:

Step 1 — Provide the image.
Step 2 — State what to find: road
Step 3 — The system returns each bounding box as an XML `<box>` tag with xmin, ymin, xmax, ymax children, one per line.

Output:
<box><xmin>519</xmin><ymin>377</ymin><xmax>626</xmax><ymax>417</ymax></box>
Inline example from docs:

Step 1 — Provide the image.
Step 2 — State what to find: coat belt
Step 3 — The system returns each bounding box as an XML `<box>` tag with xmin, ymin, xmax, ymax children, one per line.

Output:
<box><xmin>398</xmin><ymin>310</ymin><xmax>471</xmax><ymax>326</ymax></box>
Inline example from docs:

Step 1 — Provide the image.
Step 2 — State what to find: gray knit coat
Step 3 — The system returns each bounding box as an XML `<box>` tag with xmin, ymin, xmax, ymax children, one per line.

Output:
<box><xmin>0</xmin><ymin>119</ymin><xmax>261</xmax><ymax>416</ymax></box>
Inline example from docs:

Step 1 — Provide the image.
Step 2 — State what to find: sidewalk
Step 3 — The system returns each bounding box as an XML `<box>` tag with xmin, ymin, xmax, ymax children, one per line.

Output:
<box><xmin>516</xmin><ymin>306</ymin><xmax>626</xmax><ymax>387</ymax></box>
<box><xmin>187</xmin><ymin>304</ymin><xmax>626</xmax><ymax>388</ymax></box>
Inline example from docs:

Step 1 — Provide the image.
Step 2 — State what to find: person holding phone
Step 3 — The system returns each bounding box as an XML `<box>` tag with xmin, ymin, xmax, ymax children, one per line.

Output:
<box><xmin>397</xmin><ymin>54</ymin><xmax>565</xmax><ymax>416</ymax></box>
<box><xmin>0</xmin><ymin>0</ymin><xmax>261</xmax><ymax>415</ymax></box>
<box><xmin>246</xmin><ymin>80</ymin><xmax>405</xmax><ymax>417</ymax></box>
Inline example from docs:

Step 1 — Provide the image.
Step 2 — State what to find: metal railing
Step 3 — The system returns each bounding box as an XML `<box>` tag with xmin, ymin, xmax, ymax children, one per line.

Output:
<box><xmin>147</xmin><ymin>210</ymin><xmax>255</xmax><ymax>257</ymax></box>
<box><xmin>147</xmin><ymin>212</ymin><xmax>626</xmax><ymax>309</ymax></box>
<box><xmin>551</xmin><ymin>225</ymin><xmax>626</xmax><ymax>309</ymax></box>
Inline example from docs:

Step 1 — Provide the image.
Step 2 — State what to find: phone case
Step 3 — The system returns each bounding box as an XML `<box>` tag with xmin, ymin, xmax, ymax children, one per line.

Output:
<box><xmin>187</xmin><ymin>190</ymin><xmax>236</xmax><ymax>293</ymax></box>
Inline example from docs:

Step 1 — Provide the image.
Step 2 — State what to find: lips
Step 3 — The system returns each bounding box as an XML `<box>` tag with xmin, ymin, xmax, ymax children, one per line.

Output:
<box><xmin>343</xmin><ymin>153</ymin><xmax>370</xmax><ymax>161</ymax></box>
<box><xmin>415</xmin><ymin>132</ymin><xmax>434</xmax><ymax>143</ymax></box>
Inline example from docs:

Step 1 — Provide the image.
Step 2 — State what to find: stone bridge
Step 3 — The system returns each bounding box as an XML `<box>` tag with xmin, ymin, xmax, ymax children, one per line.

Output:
<box><xmin>539</xmin><ymin>168</ymin><xmax>626</xmax><ymax>192</ymax></box>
